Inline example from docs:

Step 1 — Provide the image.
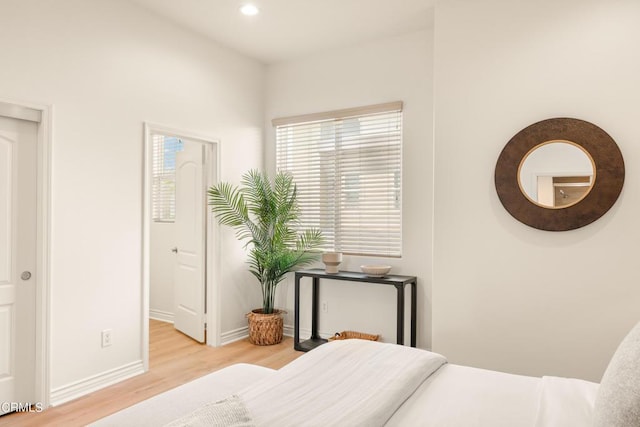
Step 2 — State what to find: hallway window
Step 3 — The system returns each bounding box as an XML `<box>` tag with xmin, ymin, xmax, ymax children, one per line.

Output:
<box><xmin>152</xmin><ymin>135</ymin><xmax>184</xmax><ymax>222</ymax></box>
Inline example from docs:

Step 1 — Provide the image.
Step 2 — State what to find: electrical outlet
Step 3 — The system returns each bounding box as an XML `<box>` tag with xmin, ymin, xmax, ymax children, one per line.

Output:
<box><xmin>101</xmin><ymin>329</ymin><xmax>112</xmax><ymax>348</ymax></box>
<box><xmin>321</xmin><ymin>301</ymin><xmax>328</xmax><ymax>313</ymax></box>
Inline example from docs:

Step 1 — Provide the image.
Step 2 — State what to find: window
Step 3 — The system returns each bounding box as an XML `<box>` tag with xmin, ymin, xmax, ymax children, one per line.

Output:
<box><xmin>152</xmin><ymin>134</ymin><xmax>184</xmax><ymax>222</ymax></box>
<box><xmin>274</xmin><ymin>102</ymin><xmax>402</xmax><ymax>257</ymax></box>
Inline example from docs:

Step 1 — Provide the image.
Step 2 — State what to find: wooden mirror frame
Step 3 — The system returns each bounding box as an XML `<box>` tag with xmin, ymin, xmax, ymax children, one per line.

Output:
<box><xmin>495</xmin><ymin>118</ymin><xmax>624</xmax><ymax>231</ymax></box>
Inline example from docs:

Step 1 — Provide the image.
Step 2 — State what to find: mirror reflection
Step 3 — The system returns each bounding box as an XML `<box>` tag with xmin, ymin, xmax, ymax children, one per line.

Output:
<box><xmin>518</xmin><ymin>141</ymin><xmax>595</xmax><ymax>209</ymax></box>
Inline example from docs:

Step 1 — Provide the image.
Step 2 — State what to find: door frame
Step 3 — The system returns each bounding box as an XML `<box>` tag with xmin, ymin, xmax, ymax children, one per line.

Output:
<box><xmin>0</xmin><ymin>98</ymin><xmax>52</xmax><ymax>407</ymax></box>
<box><xmin>142</xmin><ymin>122</ymin><xmax>221</xmax><ymax>371</ymax></box>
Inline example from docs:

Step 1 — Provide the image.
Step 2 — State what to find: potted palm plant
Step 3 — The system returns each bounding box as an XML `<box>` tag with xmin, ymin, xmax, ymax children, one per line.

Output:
<box><xmin>208</xmin><ymin>169</ymin><xmax>323</xmax><ymax>345</ymax></box>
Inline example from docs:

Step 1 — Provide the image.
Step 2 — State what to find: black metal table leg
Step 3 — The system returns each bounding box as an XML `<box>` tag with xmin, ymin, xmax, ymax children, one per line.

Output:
<box><xmin>294</xmin><ymin>273</ymin><xmax>301</xmax><ymax>350</ymax></box>
<box><xmin>395</xmin><ymin>284</ymin><xmax>405</xmax><ymax>345</ymax></box>
<box><xmin>411</xmin><ymin>280</ymin><xmax>417</xmax><ymax>347</ymax></box>
<box><xmin>311</xmin><ymin>277</ymin><xmax>320</xmax><ymax>340</ymax></box>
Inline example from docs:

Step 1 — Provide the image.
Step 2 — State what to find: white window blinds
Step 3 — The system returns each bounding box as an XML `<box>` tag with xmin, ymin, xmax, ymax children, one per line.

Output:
<box><xmin>152</xmin><ymin>134</ymin><xmax>184</xmax><ymax>222</ymax></box>
<box><xmin>274</xmin><ymin>102</ymin><xmax>402</xmax><ymax>257</ymax></box>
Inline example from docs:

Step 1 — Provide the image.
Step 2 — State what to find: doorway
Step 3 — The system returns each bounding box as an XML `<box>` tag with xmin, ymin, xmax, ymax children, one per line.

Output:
<box><xmin>0</xmin><ymin>100</ymin><xmax>51</xmax><ymax>411</ymax></box>
<box><xmin>142</xmin><ymin>123</ymin><xmax>220</xmax><ymax>372</ymax></box>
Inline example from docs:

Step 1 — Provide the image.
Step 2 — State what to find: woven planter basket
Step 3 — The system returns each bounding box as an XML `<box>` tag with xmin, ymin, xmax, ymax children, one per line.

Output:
<box><xmin>329</xmin><ymin>331</ymin><xmax>380</xmax><ymax>342</ymax></box>
<box><xmin>246</xmin><ymin>309</ymin><xmax>284</xmax><ymax>346</ymax></box>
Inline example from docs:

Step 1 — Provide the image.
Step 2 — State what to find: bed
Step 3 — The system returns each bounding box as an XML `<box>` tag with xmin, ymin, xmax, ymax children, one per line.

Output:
<box><xmin>93</xmin><ymin>321</ymin><xmax>640</xmax><ymax>427</ymax></box>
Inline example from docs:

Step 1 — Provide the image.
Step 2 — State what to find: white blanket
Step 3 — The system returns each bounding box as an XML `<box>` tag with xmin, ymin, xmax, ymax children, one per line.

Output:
<box><xmin>238</xmin><ymin>339</ymin><xmax>447</xmax><ymax>427</ymax></box>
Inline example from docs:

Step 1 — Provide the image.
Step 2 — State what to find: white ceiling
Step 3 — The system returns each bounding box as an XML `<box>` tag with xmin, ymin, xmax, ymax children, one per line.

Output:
<box><xmin>128</xmin><ymin>0</ymin><xmax>435</xmax><ymax>64</ymax></box>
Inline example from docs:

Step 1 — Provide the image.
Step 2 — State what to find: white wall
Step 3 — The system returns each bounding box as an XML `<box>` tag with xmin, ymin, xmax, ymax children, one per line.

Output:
<box><xmin>433</xmin><ymin>0</ymin><xmax>640</xmax><ymax>382</ymax></box>
<box><xmin>0</xmin><ymin>0</ymin><xmax>263</xmax><ymax>397</ymax></box>
<box><xmin>150</xmin><ymin>222</ymin><xmax>175</xmax><ymax>321</ymax></box>
<box><xmin>265</xmin><ymin>30</ymin><xmax>434</xmax><ymax>348</ymax></box>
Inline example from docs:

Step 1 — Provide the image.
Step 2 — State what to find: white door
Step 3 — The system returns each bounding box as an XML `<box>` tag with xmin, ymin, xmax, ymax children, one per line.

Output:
<box><xmin>0</xmin><ymin>116</ymin><xmax>37</xmax><ymax>414</ymax></box>
<box><xmin>173</xmin><ymin>140</ymin><xmax>206</xmax><ymax>342</ymax></box>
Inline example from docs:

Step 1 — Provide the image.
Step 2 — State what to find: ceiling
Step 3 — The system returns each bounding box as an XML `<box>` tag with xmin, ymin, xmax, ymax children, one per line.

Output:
<box><xmin>128</xmin><ymin>0</ymin><xmax>435</xmax><ymax>64</ymax></box>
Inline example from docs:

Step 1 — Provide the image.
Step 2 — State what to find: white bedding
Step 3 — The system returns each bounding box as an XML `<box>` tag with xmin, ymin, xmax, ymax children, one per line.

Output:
<box><xmin>533</xmin><ymin>376</ymin><xmax>599</xmax><ymax>427</ymax></box>
<box><xmin>238</xmin><ymin>339</ymin><xmax>447</xmax><ymax>426</ymax></box>
<box><xmin>386</xmin><ymin>364</ymin><xmax>599</xmax><ymax>427</ymax></box>
<box><xmin>91</xmin><ymin>364</ymin><xmax>275</xmax><ymax>427</ymax></box>
<box><xmin>94</xmin><ymin>341</ymin><xmax>599</xmax><ymax>427</ymax></box>
<box><xmin>386</xmin><ymin>364</ymin><xmax>541</xmax><ymax>426</ymax></box>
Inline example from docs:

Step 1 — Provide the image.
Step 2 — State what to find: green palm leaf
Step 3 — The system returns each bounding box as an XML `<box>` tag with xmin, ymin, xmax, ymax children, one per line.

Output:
<box><xmin>208</xmin><ymin>169</ymin><xmax>324</xmax><ymax>314</ymax></box>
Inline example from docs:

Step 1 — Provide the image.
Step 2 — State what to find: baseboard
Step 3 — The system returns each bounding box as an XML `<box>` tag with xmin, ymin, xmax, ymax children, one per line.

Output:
<box><xmin>284</xmin><ymin>325</ymin><xmax>333</xmax><ymax>340</ymax></box>
<box><xmin>50</xmin><ymin>360</ymin><xmax>144</xmax><ymax>406</ymax></box>
<box><xmin>220</xmin><ymin>326</ymin><xmax>248</xmax><ymax>345</ymax></box>
<box><xmin>222</xmin><ymin>325</ymin><xmax>330</xmax><ymax>345</ymax></box>
<box><xmin>149</xmin><ymin>309</ymin><xmax>174</xmax><ymax>323</ymax></box>
<box><xmin>284</xmin><ymin>324</ymin><xmax>294</xmax><ymax>337</ymax></box>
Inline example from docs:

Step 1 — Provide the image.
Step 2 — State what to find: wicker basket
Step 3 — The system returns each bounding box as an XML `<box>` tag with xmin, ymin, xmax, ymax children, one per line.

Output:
<box><xmin>329</xmin><ymin>330</ymin><xmax>380</xmax><ymax>342</ymax></box>
<box><xmin>246</xmin><ymin>309</ymin><xmax>284</xmax><ymax>346</ymax></box>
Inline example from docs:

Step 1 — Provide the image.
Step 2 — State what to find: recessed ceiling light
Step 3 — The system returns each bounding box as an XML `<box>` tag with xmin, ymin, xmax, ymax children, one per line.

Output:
<box><xmin>240</xmin><ymin>4</ymin><xmax>259</xmax><ymax>16</ymax></box>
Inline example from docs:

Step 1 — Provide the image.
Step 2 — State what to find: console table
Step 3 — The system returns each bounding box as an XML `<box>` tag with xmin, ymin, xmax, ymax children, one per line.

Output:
<box><xmin>294</xmin><ymin>268</ymin><xmax>417</xmax><ymax>352</ymax></box>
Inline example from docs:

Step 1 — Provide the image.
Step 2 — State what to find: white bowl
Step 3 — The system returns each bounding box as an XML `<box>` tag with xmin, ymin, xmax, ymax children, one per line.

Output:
<box><xmin>360</xmin><ymin>265</ymin><xmax>391</xmax><ymax>277</ymax></box>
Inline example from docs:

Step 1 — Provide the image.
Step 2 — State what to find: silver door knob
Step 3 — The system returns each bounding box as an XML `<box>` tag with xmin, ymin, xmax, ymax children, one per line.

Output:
<box><xmin>171</xmin><ymin>247</ymin><xmax>178</xmax><ymax>253</ymax></box>
<box><xmin>21</xmin><ymin>271</ymin><xmax>31</xmax><ymax>280</ymax></box>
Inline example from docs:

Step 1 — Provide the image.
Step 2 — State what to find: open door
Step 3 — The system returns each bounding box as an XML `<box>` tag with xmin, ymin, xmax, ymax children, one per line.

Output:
<box><xmin>173</xmin><ymin>140</ymin><xmax>206</xmax><ymax>342</ymax></box>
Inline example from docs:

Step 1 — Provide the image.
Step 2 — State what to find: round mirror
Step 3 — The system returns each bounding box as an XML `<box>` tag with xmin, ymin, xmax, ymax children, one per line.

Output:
<box><xmin>518</xmin><ymin>141</ymin><xmax>595</xmax><ymax>209</ymax></box>
<box><xmin>495</xmin><ymin>118</ymin><xmax>624</xmax><ymax>231</ymax></box>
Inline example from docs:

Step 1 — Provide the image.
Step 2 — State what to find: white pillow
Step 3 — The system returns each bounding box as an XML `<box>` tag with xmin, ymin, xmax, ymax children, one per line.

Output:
<box><xmin>593</xmin><ymin>321</ymin><xmax>640</xmax><ymax>427</ymax></box>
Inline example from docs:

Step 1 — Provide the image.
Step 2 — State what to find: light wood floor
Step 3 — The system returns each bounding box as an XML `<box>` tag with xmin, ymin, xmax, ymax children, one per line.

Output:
<box><xmin>0</xmin><ymin>319</ymin><xmax>301</xmax><ymax>426</ymax></box>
